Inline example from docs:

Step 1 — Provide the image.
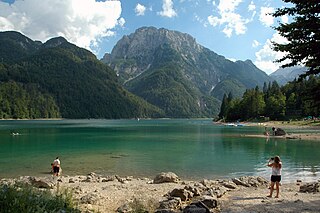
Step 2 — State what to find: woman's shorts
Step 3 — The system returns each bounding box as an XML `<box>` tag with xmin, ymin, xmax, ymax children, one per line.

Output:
<box><xmin>271</xmin><ymin>175</ymin><xmax>281</xmax><ymax>182</ymax></box>
<box><xmin>53</xmin><ymin>166</ymin><xmax>60</xmax><ymax>173</ymax></box>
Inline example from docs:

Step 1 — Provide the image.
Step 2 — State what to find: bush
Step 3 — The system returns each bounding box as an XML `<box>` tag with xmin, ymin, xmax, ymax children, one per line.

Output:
<box><xmin>0</xmin><ymin>183</ymin><xmax>80</xmax><ymax>213</ymax></box>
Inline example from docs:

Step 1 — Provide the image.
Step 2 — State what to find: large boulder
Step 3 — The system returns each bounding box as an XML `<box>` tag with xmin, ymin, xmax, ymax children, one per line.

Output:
<box><xmin>275</xmin><ymin>128</ymin><xmax>286</xmax><ymax>136</ymax></box>
<box><xmin>169</xmin><ymin>188</ymin><xmax>193</xmax><ymax>201</ymax></box>
<box><xmin>154</xmin><ymin>172</ymin><xmax>179</xmax><ymax>184</ymax></box>
<box><xmin>183</xmin><ymin>205</ymin><xmax>208</xmax><ymax>213</ymax></box>
<box><xmin>158</xmin><ymin>197</ymin><xmax>182</xmax><ymax>210</ymax></box>
<box><xmin>198</xmin><ymin>195</ymin><xmax>218</xmax><ymax>208</ymax></box>
<box><xmin>28</xmin><ymin>177</ymin><xmax>56</xmax><ymax>189</ymax></box>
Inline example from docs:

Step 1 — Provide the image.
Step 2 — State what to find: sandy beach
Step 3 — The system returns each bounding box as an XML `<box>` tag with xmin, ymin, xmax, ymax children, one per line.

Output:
<box><xmin>1</xmin><ymin>173</ymin><xmax>319</xmax><ymax>212</ymax></box>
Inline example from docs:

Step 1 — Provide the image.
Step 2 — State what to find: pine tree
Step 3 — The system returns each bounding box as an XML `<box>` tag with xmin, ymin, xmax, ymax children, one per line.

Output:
<box><xmin>272</xmin><ymin>1</ymin><xmax>320</xmax><ymax>76</ymax></box>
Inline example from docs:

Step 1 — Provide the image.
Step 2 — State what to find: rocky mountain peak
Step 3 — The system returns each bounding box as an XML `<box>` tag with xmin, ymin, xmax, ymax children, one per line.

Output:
<box><xmin>104</xmin><ymin>26</ymin><xmax>202</xmax><ymax>62</ymax></box>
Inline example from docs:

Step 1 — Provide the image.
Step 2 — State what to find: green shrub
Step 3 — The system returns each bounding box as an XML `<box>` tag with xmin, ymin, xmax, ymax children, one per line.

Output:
<box><xmin>0</xmin><ymin>183</ymin><xmax>80</xmax><ymax>213</ymax></box>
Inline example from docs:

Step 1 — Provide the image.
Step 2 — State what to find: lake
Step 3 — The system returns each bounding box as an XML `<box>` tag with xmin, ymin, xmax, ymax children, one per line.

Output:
<box><xmin>0</xmin><ymin>119</ymin><xmax>319</xmax><ymax>182</ymax></box>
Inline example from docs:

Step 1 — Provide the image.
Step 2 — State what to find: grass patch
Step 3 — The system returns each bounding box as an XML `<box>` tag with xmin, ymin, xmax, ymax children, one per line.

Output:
<box><xmin>0</xmin><ymin>183</ymin><xmax>80</xmax><ymax>213</ymax></box>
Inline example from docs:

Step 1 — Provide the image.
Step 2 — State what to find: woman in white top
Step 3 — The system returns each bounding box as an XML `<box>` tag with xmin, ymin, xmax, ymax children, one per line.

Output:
<box><xmin>267</xmin><ymin>155</ymin><xmax>282</xmax><ymax>198</ymax></box>
<box><xmin>52</xmin><ymin>157</ymin><xmax>61</xmax><ymax>176</ymax></box>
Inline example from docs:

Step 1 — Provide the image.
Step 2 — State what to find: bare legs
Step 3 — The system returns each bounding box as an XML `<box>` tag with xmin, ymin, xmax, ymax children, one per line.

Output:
<box><xmin>275</xmin><ymin>182</ymin><xmax>280</xmax><ymax>198</ymax></box>
<box><xmin>268</xmin><ymin>181</ymin><xmax>280</xmax><ymax>198</ymax></box>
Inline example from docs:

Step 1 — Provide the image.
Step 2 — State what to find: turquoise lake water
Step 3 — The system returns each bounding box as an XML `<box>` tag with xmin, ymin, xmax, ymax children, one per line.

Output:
<box><xmin>0</xmin><ymin>119</ymin><xmax>319</xmax><ymax>182</ymax></box>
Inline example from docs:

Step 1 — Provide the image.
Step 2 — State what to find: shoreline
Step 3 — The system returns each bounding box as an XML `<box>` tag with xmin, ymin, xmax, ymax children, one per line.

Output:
<box><xmin>215</xmin><ymin>120</ymin><xmax>320</xmax><ymax>141</ymax></box>
<box><xmin>1</xmin><ymin>173</ymin><xmax>319</xmax><ymax>212</ymax></box>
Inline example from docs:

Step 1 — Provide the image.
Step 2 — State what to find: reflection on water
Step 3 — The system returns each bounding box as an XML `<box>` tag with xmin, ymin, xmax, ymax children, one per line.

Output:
<box><xmin>0</xmin><ymin>119</ymin><xmax>319</xmax><ymax>182</ymax></box>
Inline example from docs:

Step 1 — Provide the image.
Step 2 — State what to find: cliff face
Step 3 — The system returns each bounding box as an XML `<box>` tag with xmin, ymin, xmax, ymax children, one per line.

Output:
<box><xmin>102</xmin><ymin>27</ymin><xmax>273</xmax><ymax>117</ymax></box>
<box><xmin>102</xmin><ymin>27</ymin><xmax>204</xmax><ymax>82</ymax></box>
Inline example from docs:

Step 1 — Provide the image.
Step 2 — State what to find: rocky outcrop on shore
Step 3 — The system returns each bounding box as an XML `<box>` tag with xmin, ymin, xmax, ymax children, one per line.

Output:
<box><xmin>1</xmin><ymin>172</ymin><xmax>320</xmax><ymax>212</ymax></box>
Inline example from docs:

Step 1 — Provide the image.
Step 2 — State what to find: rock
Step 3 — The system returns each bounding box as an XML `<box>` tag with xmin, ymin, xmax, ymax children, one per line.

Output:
<box><xmin>116</xmin><ymin>203</ymin><xmax>132</xmax><ymax>213</ymax></box>
<box><xmin>294</xmin><ymin>199</ymin><xmax>303</xmax><ymax>203</ymax></box>
<box><xmin>185</xmin><ymin>185</ymin><xmax>201</xmax><ymax>196</ymax></box>
<box><xmin>116</xmin><ymin>175</ymin><xmax>129</xmax><ymax>184</ymax></box>
<box><xmin>126</xmin><ymin>176</ymin><xmax>133</xmax><ymax>181</ymax></box>
<box><xmin>200</xmin><ymin>179</ymin><xmax>218</xmax><ymax>188</ymax></box>
<box><xmin>232</xmin><ymin>176</ymin><xmax>267</xmax><ymax>187</ymax></box>
<box><xmin>155</xmin><ymin>210</ymin><xmax>178</xmax><ymax>213</ymax></box>
<box><xmin>80</xmin><ymin>193</ymin><xmax>99</xmax><ymax>204</ymax></box>
<box><xmin>159</xmin><ymin>197</ymin><xmax>182</xmax><ymax>210</ymax></box>
<box><xmin>232</xmin><ymin>177</ymin><xmax>250</xmax><ymax>187</ymax></box>
<box><xmin>275</xmin><ymin>128</ymin><xmax>286</xmax><ymax>136</ymax></box>
<box><xmin>82</xmin><ymin>176</ymin><xmax>94</xmax><ymax>183</ymax></box>
<box><xmin>102</xmin><ymin>176</ymin><xmax>115</xmax><ymax>182</ymax></box>
<box><xmin>154</xmin><ymin>172</ymin><xmax>179</xmax><ymax>184</ymax></box>
<box><xmin>220</xmin><ymin>181</ymin><xmax>238</xmax><ymax>190</ymax></box>
<box><xmin>88</xmin><ymin>172</ymin><xmax>97</xmax><ymax>177</ymax></box>
<box><xmin>299</xmin><ymin>182</ymin><xmax>319</xmax><ymax>193</ymax></box>
<box><xmin>213</xmin><ymin>186</ymin><xmax>227</xmax><ymax>198</ymax></box>
<box><xmin>183</xmin><ymin>203</ymin><xmax>210</xmax><ymax>213</ymax></box>
<box><xmin>198</xmin><ymin>195</ymin><xmax>218</xmax><ymax>208</ymax></box>
<box><xmin>28</xmin><ymin>177</ymin><xmax>55</xmax><ymax>189</ymax></box>
<box><xmin>69</xmin><ymin>178</ymin><xmax>76</xmax><ymax>183</ymax></box>
<box><xmin>169</xmin><ymin>188</ymin><xmax>192</xmax><ymax>201</ymax></box>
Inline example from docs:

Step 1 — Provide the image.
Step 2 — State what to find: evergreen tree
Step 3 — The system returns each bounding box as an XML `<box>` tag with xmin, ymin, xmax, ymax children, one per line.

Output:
<box><xmin>219</xmin><ymin>94</ymin><xmax>228</xmax><ymax>119</ymax></box>
<box><xmin>272</xmin><ymin>1</ymin><xmax>320</xmax><ymax>76</ymax></box>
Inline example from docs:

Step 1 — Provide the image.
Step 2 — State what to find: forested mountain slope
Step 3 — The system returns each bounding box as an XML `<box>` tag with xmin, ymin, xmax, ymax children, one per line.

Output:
<box><xmin>0</xmin><ymin>31</ymin><xmax>163</xmax><ymax>119</ymax></box>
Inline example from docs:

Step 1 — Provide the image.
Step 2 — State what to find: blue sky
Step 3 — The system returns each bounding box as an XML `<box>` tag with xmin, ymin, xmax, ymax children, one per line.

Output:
<box><xmin>0</xmin><ymin>0</ymin><xmax>289</xmax><ymax>74</ymax></box>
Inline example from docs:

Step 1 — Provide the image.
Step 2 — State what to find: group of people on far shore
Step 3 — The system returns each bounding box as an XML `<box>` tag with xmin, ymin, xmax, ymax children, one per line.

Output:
<box><xmin>264</xmin><ymin>126</ymin><xmax>286</xmax><ymax>137</ymax></box>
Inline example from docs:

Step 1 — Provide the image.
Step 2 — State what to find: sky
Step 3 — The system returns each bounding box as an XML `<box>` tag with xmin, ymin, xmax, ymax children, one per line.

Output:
<box><xmin>0</xmin><ymin>0</ymin><xmax>290</xmax><ymax>74</ymax></box>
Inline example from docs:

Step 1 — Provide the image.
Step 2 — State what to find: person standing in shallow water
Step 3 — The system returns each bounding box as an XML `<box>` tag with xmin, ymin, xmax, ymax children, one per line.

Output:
<box><xmin>267</xmin><ymin>156</ymin><xmax>282</xmax><ymax>198</ymax></box>
<box><xmin>52</xmin><ymin>157</ymin><xmax>61</xmax><ymax>176</ymax></box>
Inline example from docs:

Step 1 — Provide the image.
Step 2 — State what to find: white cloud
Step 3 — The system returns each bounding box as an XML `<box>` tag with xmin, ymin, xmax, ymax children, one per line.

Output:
<box><xmin>118</xmin><ymin>17</ymin><xmax>125</xmax><ymax>27</ymax></box>
<box><xmin>259</xmin><ymin>7</ymin><xmax>274</xmax><ymax>27</ymax></box>
<box><xmin>248</xmin><ymin>1</ymin><xmax>255</xmax><ymax>11</ymax></box>
<box><xmin>252</xmin><ymin>39</ymin><xmax>260</xmax><ymax>48</ymax></box>
<box><xmin>218</xmin><ymin>0</ymin><xmax>242</xmax><ymax>12</ymax></box>
<box><xmin>135</xmin><ymin>3</ymin><xmax>146</xmax><ymax>16</ymax></box>
<box><xmin>0</xmin><ymin>0</ymin><xmax>122</xmax><ymax>52</ymax></box>
<box><xmin>158</xmin><ymin>0</ymin><xmax>177</xmax><ymax>18</ymax></box>
<box><xmin>207</xmin><ymin>0</ymin><xmax>251</xmax><ymax>37</ymax></box>
<box><xmin>254</xmin><ymin>33</ymin><xmax>289</xmax><ymax>74</ymax></box>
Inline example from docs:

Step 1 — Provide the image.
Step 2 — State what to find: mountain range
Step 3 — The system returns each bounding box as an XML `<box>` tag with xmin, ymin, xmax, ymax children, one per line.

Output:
<box><xmin>270</xmin><ymin>66</ymin><xmax>307</xmax><ymax>85</ymax></box>
<box><xmin>102</xmin><ymin>27</ymin><xmax>273</xmax><ymax>117</ymax></box>
<box><xmin>0</xmin><ymin>27</ymin><xmax>277</xmax><ymax>119</ymax></box>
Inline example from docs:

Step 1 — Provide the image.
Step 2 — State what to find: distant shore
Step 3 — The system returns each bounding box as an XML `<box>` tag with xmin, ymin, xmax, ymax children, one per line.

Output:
<box><xmin>1</xmin><ymin>173</ymin><xmax>319</xmax><ymax>212</ymax></box>
<box><xmin>215</xmin><ymin>120</ymin><xmax>320</xmax><ymax>141</ymax></box>
<box><xmin>0</xmin><ymin>118</ymin><xmax>63</xmax><ymax>121</ymax></box>
<box><xmin>257</xmin><ymin>120</ymin><xmax>320</xmax><ymax>129</ymax></box>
